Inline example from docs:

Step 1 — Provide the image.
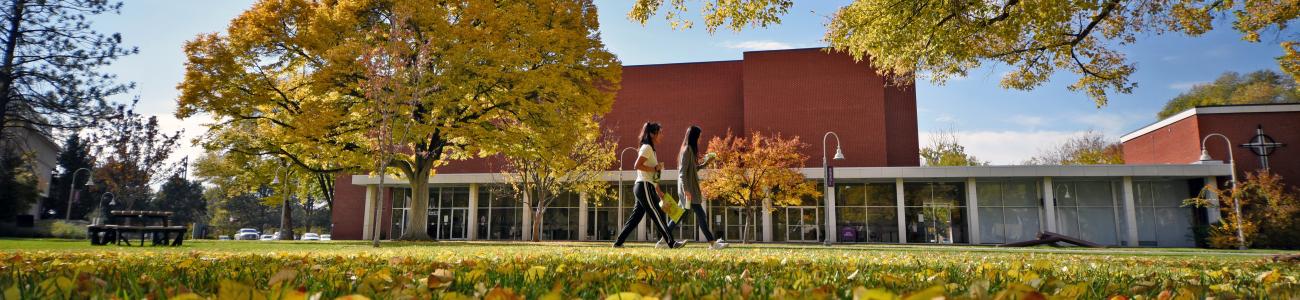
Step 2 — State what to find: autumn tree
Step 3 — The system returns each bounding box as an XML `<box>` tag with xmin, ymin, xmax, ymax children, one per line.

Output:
<box><xmin>1187</xmin><ymin>171</ymin><xmax>1300</xmax><ymax>249</ymax></box>
<box><xmin>0</xmin><ymin>0</ymin><xmax>136</xmax><ymax>135</ymax></box>
<box><xmin>499</xmin><ymin>121</ymin><xmax>615</xmax><ymax>242</ymax></box>
<box><xmin>701</xmin><ymin>131</ymin><xmax>821</xmax><ymax>243</ymax></box>
<box><xmin>180</xmin><ymin>0</ymin><xmax>621</xmax><ymax>240</ymax></box>
<box><xmin>191</xmin><ymin>146</ymin><xmax>325</xmax><ymax>240</ymax></box>
<box><xmin>920</xmin><ymin>129</ymin><xmax>985</xmax><ymax>167</ymax></box>
<box><xmin>89</xmin><ymin>104</ymin><xmax>181</xmax><ymax>211</ymax></box>
<box><xmin>1024</xmin><ymin>130</ymin><xmax>1123</xmax><ymax>165</ymax></box>
<box><xmin>630</xmin><ymin>0</ymin><xmax>1300</xmax><ymax>106</ymax></box>
<box><xmin>1158</xmin><ymin>70</ymin><xmax>1300</xmax><ymax>119</ymax></box>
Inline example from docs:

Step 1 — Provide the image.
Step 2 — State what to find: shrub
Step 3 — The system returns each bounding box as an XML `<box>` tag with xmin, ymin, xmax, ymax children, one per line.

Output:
<box><xmin>1189</xmin><ymin>171</ymin><xmax>1300</xmax><ymax>249</ymax></box>
<box><xmin>49</xmin><ymin>220</ymin><xmax>88</xmax><ymax>239</ymax></box>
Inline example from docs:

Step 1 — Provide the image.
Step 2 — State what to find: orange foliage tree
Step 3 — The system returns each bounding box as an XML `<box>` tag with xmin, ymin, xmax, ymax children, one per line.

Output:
<box><xmin>701</xmin><ymin>131</ymin><xmax>821</xmax><ymax>243</ymax></box>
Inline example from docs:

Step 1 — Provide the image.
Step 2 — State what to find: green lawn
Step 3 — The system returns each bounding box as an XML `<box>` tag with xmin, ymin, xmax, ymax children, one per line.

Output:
<box><xmin>1</xmin><ymin>239</ymin><xmax>1297</xmax><ymax>299</ymax></box>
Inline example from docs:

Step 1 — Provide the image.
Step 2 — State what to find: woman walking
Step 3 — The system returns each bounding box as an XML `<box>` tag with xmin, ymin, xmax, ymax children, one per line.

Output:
<box><xmin>664</xmin><ymin>125</ymin><xmax>728</xmax><ymax>250</ymax></box>
<box><xmin>613</xmin><ymin>122</ymin><xmax>680</xmax><ymax>248</ymax></box>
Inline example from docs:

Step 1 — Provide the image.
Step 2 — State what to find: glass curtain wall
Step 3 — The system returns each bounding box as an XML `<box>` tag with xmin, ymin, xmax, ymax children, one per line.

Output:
<box><xmin>1135</xmin><ymin>181</ymin><xmax>1195</xmax><ymax>247</ymax></box>
<box><xmin>976</xmin><ymin>181</ymin><xmax>1041</xmax><ymax>244</ymax></box>
<box><xmin>586</xmin><ymin>186</ymin><xmax>621</xmax><ymax>241</ymax></box>
<box><xmin>835</xmin><ymin>183</ymin><xmax>899</xmax><ymax>243</ymax></box>
<box><xmin>428</xmin><ymin>186</ymin><xmax>470</xmax><ymax>240</ymax></box>
<box><xmin>542</xmin><ymin>192</ymin><xmax>580</xmax><ymax>240</ymax></box>
<box><xmin>390</xmin><ymin>188</ymin><xmax>410</xmax><ymax>238</ymax></box>
<box><xmin>1054</xmin><ymin>181</ymin><xmax>1122</xmax><ymax>246</ymax></box>
<box><xmin>904</xmin><ymin>182</ymin><xmax>967</xmax><ymax>244</ymax></box>
<box><xmin>477</xmin><ymin>185</ymin><xmax>523</xmax><ymax>240</ymax></box>
<box><xmin>778</xmin><ymin>193</ymin><xmax>823</xmax><ymax>243</ymax></box>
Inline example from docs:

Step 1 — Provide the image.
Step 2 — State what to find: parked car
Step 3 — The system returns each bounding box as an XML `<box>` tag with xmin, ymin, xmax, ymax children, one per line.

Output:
<box><xmin>321</xmin><ymin>234</ymin><xmax>331</xmax><ymax>241</ymax></box>
<box><xmin>218</xmin><ymin>235</ymin><xmax>231</xmax><ymax>240</ymax></box>
<box><xmin>301</xmin><ymin>233</ymin><xmax>320</xmax><ymax>241</ymax></box>
<box><xmin>235</xmin><ymin>228</ymin><xmax>260</xmax><ymax>240</ymax></box>
<box><xmin>259</xmin><ymin>234</ymin><xmax>274</xmax><ymax>241</ymax></box>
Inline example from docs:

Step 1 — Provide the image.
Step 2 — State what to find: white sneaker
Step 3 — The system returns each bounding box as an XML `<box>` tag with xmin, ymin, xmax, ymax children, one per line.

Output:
<box><xmin>709</xmin><ymin>239</ymin><xmax>729</xmax><ymax>250</ymax></box>
<box><xmin>655</xmin><ymin>238</ymin><xmax>667</xmax><ymax>249</ymax></box>
<box><xmin>674</xmin><ymin>240</ymin><xmax>686</xmax><ymax>248</ymax></box>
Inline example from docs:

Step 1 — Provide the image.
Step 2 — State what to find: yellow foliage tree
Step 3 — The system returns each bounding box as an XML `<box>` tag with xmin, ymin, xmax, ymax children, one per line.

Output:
<box><xmin>178</xmin><ymin>0</ymin><xmax>621</xmax><ymax>240</ymax></box>
<box><xmin>701</xmin><ymin>131</ymin><xmax>821</xmax><ymax>243</ymax></box>
<box><xmin>498</xmin><ymin>120</ymin><xmax>616</xmax><ymax>242</ymax></box>
<box><xmin>629</xmin><ymin>0</ymin><xmax>1300</xmax><ymax>106</ymax></box>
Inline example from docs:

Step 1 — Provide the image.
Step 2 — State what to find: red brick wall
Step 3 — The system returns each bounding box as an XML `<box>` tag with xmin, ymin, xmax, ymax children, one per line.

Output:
<box><xmin>1123</xmin><ymin>117</ymin><xmax>1201</xmax><ymax>165</ymax></box>
<box><xmin>330</xmin><ymin>174</ymin><xmax>398</xmax><ymax>240</ymax></box>
<box><xmin>742</xmin><ymin>48</ymin><xmax>895</xmax><ymax>168</ymax></box>
<box><xmin>885</xmin><ymin>83</ymin><xmax>920</xmax><ymax>166</ymax></box>
<box><xmin>602</xmin><ymin>61</ymin><xmax>746</xmax><ymax>169</ymax></box>
<box><xmin>1123</xmin><ymin>111</ymin><xmax>1300</xmax><ymax>190</ymax></box>
<box><xmin>1197</xmin><ymin>112</ymin><xmax>1300</xmax><ymax>189</ymax></box>
<box><xmin>331</xmin><ymin>173</ymin><xmax>365</xmax><ymax>240</ymax></box>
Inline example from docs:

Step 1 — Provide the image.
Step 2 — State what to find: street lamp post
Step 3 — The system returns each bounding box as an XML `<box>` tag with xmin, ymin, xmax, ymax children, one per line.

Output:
<box><xmin>95</xmin><ymin>192</ymin><xmax>116</xmax><ymax>225</ymax></box>
<box><xmin>1200</xmin><ymin>133</ymin><xmax>1246</xmax><ymax>250</ymax></box>
<box><xmin>822</xmin><ymin>132</ymin><xmax>845</xmax><ymax>246</ymax></box>
<box><xmin>617</xmin><ymin>146</ymin><xmax>637</xmax><ymax>240</ymax></box>
<box><xmin>65</xmin><ymin>168</ymin><xmax>94</xmax><ymax>220</ymax></box>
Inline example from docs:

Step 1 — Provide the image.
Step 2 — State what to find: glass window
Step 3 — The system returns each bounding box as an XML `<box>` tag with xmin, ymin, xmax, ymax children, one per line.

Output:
<box><xmin>904</xmin><ymin>182</ymin><xmax>967</xmax><ymax>244</ymax></box>
<box><xmin>976</xmin><ymin>180</ymin><xmax>1041</xmax><ymax>244</ymax></box>
<box><xmin>1135</xmin><ymin>181</ymin><xmax>1194</xmax><ymax>247</ymax></box>
<box><xmin>1054</xmin><ymin>181</ymin><xmax>1120</xmax><ymax>246</ymax></box>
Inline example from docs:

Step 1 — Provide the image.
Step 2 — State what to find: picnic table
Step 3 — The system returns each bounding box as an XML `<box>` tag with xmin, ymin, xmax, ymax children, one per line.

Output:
<box><xmin>87</xmin><ymin>210</ymin><xmax>187</xmax><ymax>246</ymax></box>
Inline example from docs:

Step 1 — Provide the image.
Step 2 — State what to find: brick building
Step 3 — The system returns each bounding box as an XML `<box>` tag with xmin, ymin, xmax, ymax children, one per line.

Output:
<box><xmin>331</xmin><ymin>48</ymin><xmax>1231</xmax><ymax>247</ymax></box>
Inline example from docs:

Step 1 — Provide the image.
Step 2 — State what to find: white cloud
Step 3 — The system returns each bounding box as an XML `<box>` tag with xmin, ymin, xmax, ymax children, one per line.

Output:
<box><xmin>719</xmin><ymin>40</ymin><xmax>797</xmax><ymax>51</ymax></box>
<box><xmin>1168</xmin><ymin>81</ymin><xmax>1207</xmax><ymax>91</ymax></box>
<box><xmin>920</xmin><ymin>130</ymin><xmax>1083</xmax><ymax>165</ymax></box>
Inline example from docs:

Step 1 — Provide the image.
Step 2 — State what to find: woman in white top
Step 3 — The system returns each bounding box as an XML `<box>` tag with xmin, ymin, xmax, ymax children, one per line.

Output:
<box><xmin>613</xmin><ymin>122</ymin><xmax>680</xmax><ymax>248</ymax></box>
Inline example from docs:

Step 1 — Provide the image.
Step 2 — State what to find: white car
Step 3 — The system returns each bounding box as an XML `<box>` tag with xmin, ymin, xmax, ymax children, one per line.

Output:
<box><xmin>321</xmin><ymin>234</ymin><xmax>331</xmax><ymax>241</ymax></box>
<box><xmin>235</xmin><ymin>228</ymin><xmax>260</xmax><ymax>240</ymax></box>
<box><xmin>259</xmin><ymin>234</ymin><xmax>275</xmax><ymax>241</ymax></box>
<box><xmin>301</xmin><ymin>233</ymin><xmax>320</xmax><ymax>241</ymax></box>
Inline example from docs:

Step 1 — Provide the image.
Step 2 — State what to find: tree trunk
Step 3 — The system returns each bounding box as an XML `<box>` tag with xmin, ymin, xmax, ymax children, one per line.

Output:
<box><xmin>743</xmin><ymin>209</ymin><xmax>754</xmax><ymax>244</ymax></box>
<box><xmin>399</xmin><ymin>158</ymin><xmax>434</xmax><ymax>241</ymax></box>
<box><xmin>0</xmin><ymin>0</ymin><xmax>27</xmax><ymax>133</ymax></box>
<box><xmin>532</xmin><ymin>209</ymin><xmax>543</xmax><ymax>242</ymax></box>
<box><xmin>279</xmin><ymin>194</ymin><xmax>293</xmax><ymax>240</ymax></box>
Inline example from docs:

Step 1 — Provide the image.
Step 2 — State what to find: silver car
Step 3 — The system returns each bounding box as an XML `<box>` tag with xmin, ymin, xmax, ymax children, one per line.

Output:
<box><xmin>235</xmin><ymin>228</ymin><xmax>260</xmax><ymax>240</ymax></box>
<box><xmin>301</xmin><ymin>233</ymin><xmax>321</xmax><ymax>241</ymax></box>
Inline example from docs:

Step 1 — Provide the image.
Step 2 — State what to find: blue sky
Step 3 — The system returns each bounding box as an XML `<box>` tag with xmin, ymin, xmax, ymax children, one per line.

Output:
<box><xmin>94</xmin><ymin>1</ymin><xmax>1288</xmax><ymax>165</ymax></box>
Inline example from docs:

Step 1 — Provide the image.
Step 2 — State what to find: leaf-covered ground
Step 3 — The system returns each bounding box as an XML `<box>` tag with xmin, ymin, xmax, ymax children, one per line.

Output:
<box><xmin>0</xmin><ymin>239</ymin><xmax>1297</xmax><ymax>299</ymax></box>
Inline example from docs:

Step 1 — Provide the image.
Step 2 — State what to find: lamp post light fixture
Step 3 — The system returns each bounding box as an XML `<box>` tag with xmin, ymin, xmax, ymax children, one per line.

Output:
<box><xmin>822</xmin><ymin>132</ymin><xmax>845</xmax><ymax>246</ymax></box>
<box><xmin>1200</xmin><ymin>133</ymin><xmax>1246</xmax><ymax>250</ymax></box>
<box><xmin>95</xmin><ymin>192</ymin><xmax>116</xmax><ymax>225</ymax></box>
<box><xmin>66</xmin><ymin>168</ymin><xmax>94</xmax><ymax>220</ymax></box>
<box><xmin>617</xmin><ymin>146</ymin><xmax>637</xmax><ymax>239</ymax></box>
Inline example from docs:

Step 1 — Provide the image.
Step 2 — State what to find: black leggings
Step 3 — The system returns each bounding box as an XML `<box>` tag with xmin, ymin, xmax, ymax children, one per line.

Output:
<box><xmin>614</xmin><ymin>181</ymin><xmax>675</xmax><ymax>246</ymax></box>
<box><xmin>667</xmin><ymin>203</ymin><xmax>717</xmax><ymax>242</ymax></box>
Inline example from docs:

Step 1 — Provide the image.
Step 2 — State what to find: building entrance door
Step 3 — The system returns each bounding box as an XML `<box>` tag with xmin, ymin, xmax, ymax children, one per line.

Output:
<box><xmin>443</xmin><ymin>208</ymin><xmax>467</xmax><ymax>240</ymax></box>
<box><xmin>921</xmin><ymin>203</ymin><xmax>955</xmax><ymax>243</ymax></box>
<box><xmin>785</xmin><ymin>207</ymin><xmax>820</xmax><ymax>242</ymax></box>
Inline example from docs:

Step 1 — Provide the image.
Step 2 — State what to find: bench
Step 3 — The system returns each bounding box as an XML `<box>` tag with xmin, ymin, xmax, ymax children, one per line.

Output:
<box><xmin>87</xmin><ymin>210</ymin><xmax>187</xmax><ymax>247</ymax></box>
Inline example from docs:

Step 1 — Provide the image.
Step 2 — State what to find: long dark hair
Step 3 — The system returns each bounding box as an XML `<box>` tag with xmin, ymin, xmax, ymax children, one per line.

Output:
<box><xmin>680</xmin><ymin>125</ymin><xmax>701</xmax><ymax>157</ymax></box>
<box><xmin>639</xmin><ymin>122</ymin><xmax>661</xmax><ymax>149</ymax></box>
